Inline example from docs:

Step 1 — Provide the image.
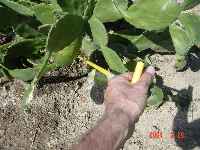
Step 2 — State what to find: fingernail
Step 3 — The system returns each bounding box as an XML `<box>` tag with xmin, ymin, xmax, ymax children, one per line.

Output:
<box><xmin>146</xmin><ymin>66</ymin><xmax>155</xmax><ymax>76</ymax></box>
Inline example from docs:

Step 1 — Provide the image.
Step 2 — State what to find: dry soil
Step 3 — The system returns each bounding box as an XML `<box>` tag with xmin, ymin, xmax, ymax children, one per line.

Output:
<box><xmin>0</xmin><ymin>54</ymin><xmax>200</xmax><ymax>150</ymax></box>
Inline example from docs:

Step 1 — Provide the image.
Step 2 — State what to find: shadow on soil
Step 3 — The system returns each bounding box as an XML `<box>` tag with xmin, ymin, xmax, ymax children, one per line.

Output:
<box><xmin>172</xmin><ymin>86</ymin><xmax>200</xmax><ymax>150</ymax></box>
<box><xmin>90</xmin><ymin>83</ymin><xmax>106</xmax><ymax>104</ymax></box>
<box><xmin>157</xmin><ymin>76</ymin><xmax>200</xmax><ymax>150</ymax></box>
<box><xmin>38</xmin><ymin>74</ymin><xmax>87</xmax><ymax>88</ymax></box>
<box><xmin>188</xmin><ymin>50</ymin><xmax>200</xmax><ymax>72</ymax></box>
<box><xmin>90</xmin><ymin>73</ymin><xmax>200</xmax><ymax>149</ymax></box>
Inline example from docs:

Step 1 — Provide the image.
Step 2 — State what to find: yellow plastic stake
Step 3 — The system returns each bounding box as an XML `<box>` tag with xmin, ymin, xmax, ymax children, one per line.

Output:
<box><xmin>131</xmin><ymin>61</ymin><xmax>144</xmax><ymax>84</ymax></box>
<box><xmin>86</xmin><ymin>60</ymin><xmax>113</xmax><ymax>79</ymax></box>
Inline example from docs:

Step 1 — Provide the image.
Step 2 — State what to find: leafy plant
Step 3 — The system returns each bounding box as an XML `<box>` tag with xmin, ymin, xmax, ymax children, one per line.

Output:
<box><xmin>0</xmin><ymin>0</ymin><xmax>200</xmax><ymax>110</ymax></box>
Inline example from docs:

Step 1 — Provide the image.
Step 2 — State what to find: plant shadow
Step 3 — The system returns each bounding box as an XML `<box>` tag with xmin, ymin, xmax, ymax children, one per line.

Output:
<box><xmin>156</xmin><ymin>76</ymin><xmax>200</xmax><ymax>150</ymax></box>
<box><xmin>172</xmin><ymin>86</ymin><xmax>200</xmax><ymax>150</ymax></box>
<box><xmin>37</xmin><ymin>74</ymin><xmax>88</xmax><ymax>88</ymax></box>
<box><xmin>187</xmin><ymin>47</ymin><xmax>200</xmax><ymax>72</ymax></box>
<box><xmin>90</xmin><ymin>82</ymin><xmax>107</xmax><ymax>105</ymax></box>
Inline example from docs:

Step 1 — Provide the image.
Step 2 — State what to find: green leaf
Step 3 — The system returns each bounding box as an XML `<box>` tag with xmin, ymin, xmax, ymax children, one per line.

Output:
<box><xmin>101</xmin><ymin>46</ymin><xmax>127</xmax><ymax>73</ymax></box>
<box><xmin>6</xmin><ymin>38</ymin><xmax>45</xmax><ymax>57</ymax></box>
<box><xmin>33</xmin><ymin>4</ymin><xmax>57</xmax><ymax>24</ymax></box>
<box><xmin>169</xmin><ymin>22</ymin><xmax>192</xmax><ymax>56</ymax></box>
<box><xmin>50</xmin><ymin>0</ymin><xmax>63</xmax><ymax>11</ymax></box>
<box><xmin>182</xmin><ymin>0</ymin><xmax>200</xmax><ymax>10</ymax></box>
<box><xmin>0</xmin><ymin>5</ymin><xmax>27</xmax><ymax>30</ymax></box>
<box><xmin>89</xmin><ymin>16</ymin><xmax>108</xmax><ymax>46</ymax></box>
<box><xmin>46</xmin><ymin>14</ymin><xmax>84</xmax><ymax>52</ymax></box>
<box><xmin>52</xmin><ymin>38</ymin><xmax>81</xmax><ymax>67</ymax></box>
<box><xmin>15</xmin><ymin>24</ymin><xmax>43</xmax><ymax>38</ymax></box>
<box><xmin>9</xmin><ymin>68</ymin><xmax>35</xmax><ymax>81</ymax></box>
<box><xmin>179</xmin><ymin>13</ymin><xmax>200</xmax><ymax>45</ymax></box>
<box><xmin>0</xmin><ymin>0</ymin><xmax>34</xmax><ymax>16</ymax></box>
<box><xmin>169</xmin><ymin>22</ymin><xmax>192</xmax><ymax>70</ymax></box>
<box><xmin>169</xmin><ymin>13</ymin><xmax>200</xmax><ymax>70</ymax></box>
<box><xmin>57</xmin><ymin>0</ymin><xmax>95</xmax><ymax>17</ymax></box>
<box><xmin>147</xmin><ymin>86</ymin><xmax>164</xmax><ymax>107</ymax></box>
<box><xmin>122</xmin><ymin>0</ymin><xmax>182</xmax><ymax>31</ymax></box>
<box><xmin>114</xmin><ymin>32</ymin><xmax>163</xmax><ymax>52</ymax></box>
<box><xmin>112</xmin><ymin>30</ymin><xmax>174</xmax><ymax>52</ymax></box>
<box><xmin>93</xmin><ymin>0</ymin><xmax>128</xmax><ymax>22</ymax></box>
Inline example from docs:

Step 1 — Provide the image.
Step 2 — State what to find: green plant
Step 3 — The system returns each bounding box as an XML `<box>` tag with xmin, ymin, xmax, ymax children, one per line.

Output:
<box><xmin>0</xmin><ymin>0</ymin><xmax>200</xmax><ymax>110</ymax></box>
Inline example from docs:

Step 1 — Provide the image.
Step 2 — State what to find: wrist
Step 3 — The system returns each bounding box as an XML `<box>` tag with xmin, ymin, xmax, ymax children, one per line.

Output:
<box><xmin>105</xmin><ymin>101</ymin><xmax>140</xmax><ymax>125</ymax></box>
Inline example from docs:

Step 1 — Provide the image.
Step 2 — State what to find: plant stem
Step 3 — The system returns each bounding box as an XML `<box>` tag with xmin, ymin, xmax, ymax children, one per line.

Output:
<box><xmin>0</xmin><ymin>64</ymin><xmax>8</xmax><ymax>71</ymax></box>
<box><xmin>22</xmin><ymin>51</ymin><xmax>52</xmax><ymax>111</ymax></box>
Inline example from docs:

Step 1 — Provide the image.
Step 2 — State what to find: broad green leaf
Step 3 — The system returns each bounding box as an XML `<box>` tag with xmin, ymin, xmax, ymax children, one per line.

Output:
<box><xmin>57</xmin><ymin>0</ymin><xmax>95</xmax><ymax>17</ymax></box>
<box><xmin>0</xmin><ymin>6</ymin><xmax>26</xmax><ymax>30</ymax></box>
<box><xmin>147</xmin><ymin>86</ymin><xmax>164</xmax><ymax>106</ymax></box>
<box><xmin>112</xmin><ymin>30</ymin><xmax>174</xmax><ymax>52</ymax></box>
<box><xmin>3</xmin><ymin>38</ymin><xmax>45</xmax><ymax>69</ymax></box>
<box><xmin>0</xmin><ymin>0</ymin><xmax>34</xmax><ymax>16</ymax></box>
<box><xmin>52</xmin><ymin>38</ymin><xmax>81</xmax><ymax>67</ymax></box>
<box><xmin>114</xmin><ymin>33</ymin><xmax>162</xmax><ymax>52</ymax></box>
<box><xmin>16</xmin><ymin>24</ymin><xmax>43</xmax><ymax>38</ymax></box>
<box><xmin>50</xmin><ymin>0</ymin><xmax>63</xmax><ymax>11</ymax></box>
<box><xmin>169</xmin><ymin>13</ymin><xmax>200</xmax><ymax>70</ymax></box>
<box><xmin>89</xmin><ymin>16</ymin><xmax>108</xmax><ymax>46</ymax></box>
<box><xmin>182</xmin><ymin>0</ymin><xmax>200</xmax><ymax>10</ymax></box>
<box><xmin>169</xmin><ymin>22</ymin><xmax>192</xmax><ymax>70</ymax></box>
<box><xmin>6</xmin><ymin>38</ymin><xmax>45</xmax><ymax>57</ymax></box>
<box><xmin>47</xmin><ymin>14</ymin><xmax>84</xmax><ymax>52</ymax></box>
<box><xmin>169</xmin><ymin>22</ymin><xmax>192</xmax><ymax>56</ymax></box>
<box><xmin>122</xmin><ymin>0</ymin><xmax>182</xmax><ymax>31</ymax></box>
<box><xmin>93</xmin><ymin>0</ymin><xmax>128</xmax><ymax>22</ymax></box>
<box><xmin>101</xmin><ymin>46</ymin><xmax>127</xmax><ymax>73</ymax></box>
<box><xmin>33</xmin><ymin>4</ymin><xmax>57</xmax><ymax>24</ymax></box>
<box><xmin>9</xmin><ymin>68</ymin><xmax>35</xmax><ymax>81</ymax></box>
<box><xmin>179</xmin><ymin>13</ymin><xmax>200</xmax><ymax>45</ymax></box>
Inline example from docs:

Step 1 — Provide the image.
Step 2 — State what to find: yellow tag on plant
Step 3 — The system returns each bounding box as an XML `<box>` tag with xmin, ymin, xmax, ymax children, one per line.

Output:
<box><xmin>86</xmin><ymin>60</ymin><xmax>144</xmax><ymax>84</ymax></box>
<box><xmin>86</xmin><ymin>61</ymin><xmax>113</xmax><ymax>79</ymax></box>
<box><xmin>131</xmin><ymin>61</ymin><xmax>144</xmax><ymax>84</ymax></box>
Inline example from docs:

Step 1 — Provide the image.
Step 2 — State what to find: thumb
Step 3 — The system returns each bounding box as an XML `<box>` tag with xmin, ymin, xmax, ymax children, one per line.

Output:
<box><xmin>138</xmin><ymin>66</ymin><xmax>155</xmax><ymax>91</ymax></box>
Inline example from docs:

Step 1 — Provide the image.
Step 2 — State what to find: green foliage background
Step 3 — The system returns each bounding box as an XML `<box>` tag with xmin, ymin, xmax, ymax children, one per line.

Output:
<box><xmin>0</xmin><ymin>0</ymin><xmax>200</xmax><ymax>110</ymax></box>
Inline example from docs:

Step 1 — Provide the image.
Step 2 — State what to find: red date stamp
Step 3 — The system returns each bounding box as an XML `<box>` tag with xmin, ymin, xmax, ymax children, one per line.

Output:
<box><xmin>149</xmin><ymin>131</ymin><xmax>185</xmax><ymax>141</ymax></box>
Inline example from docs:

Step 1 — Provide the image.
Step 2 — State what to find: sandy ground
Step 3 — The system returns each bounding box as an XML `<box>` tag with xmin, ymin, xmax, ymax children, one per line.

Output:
<box><xmin>0</xmin><ymin>54</ymin><xmax>200</xmax><ymax>150</ymax></box>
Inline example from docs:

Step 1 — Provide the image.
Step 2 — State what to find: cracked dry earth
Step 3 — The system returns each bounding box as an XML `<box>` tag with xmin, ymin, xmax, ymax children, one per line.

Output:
<box><xmin>0</xmin><ymin>54</ymin><xmax>200</xmax><ymax>150</ymax></box>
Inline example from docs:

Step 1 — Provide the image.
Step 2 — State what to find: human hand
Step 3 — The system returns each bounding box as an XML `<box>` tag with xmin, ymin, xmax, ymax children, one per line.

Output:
<box><xmin>104</xmin><ymin>66</ymin><xmax>155</xmax><ymax>124</ymax></box>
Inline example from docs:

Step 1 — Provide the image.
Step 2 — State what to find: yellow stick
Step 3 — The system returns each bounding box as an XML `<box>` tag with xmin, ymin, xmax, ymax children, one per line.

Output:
<box><xmin>131</xmin><ymin>61</ymin><xmax>144</xmax><ymax>84</ymax></box>
<box><xmin>86</xmin><ymin>60</ymin><xmax>113</xmax><ymax>79</ymax></box>
<box><xmin>86</xmin><ymin>60</ymin><xmax>144</xmax><ymax>83</ymax></box>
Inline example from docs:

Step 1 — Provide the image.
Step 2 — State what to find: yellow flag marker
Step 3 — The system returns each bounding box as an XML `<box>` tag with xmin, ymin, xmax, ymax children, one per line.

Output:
<box><xmin>86</xmin><ymin>60</ymin><xmax>113</xmax><ymax>79</ymax></box>
<box><xmin>131</xmin><ymin>61</ymin><xmax>144</xmax><ymax>84</ymax></box>
<box><xmin>86</xmin><ymin>60</ymin><xmax>144</xmax><ymax>84</ymax></box>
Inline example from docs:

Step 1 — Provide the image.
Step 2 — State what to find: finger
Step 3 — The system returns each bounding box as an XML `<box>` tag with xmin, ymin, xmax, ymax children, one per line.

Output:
<box><xmin>139</xmin><ymin>66</ymin><xmax>155</xmax><ymax>90</ymax></box>
<box><xmin>119</xmin><ymin>72</ymin><xmax>132</xmax><ymax>81</ymax></box>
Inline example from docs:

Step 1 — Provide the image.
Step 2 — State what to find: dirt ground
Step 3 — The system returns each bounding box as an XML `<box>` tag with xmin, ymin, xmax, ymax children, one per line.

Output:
<box><xmin>0</xmin><ymin>53</ymin><xmax>200</xmax><ymax>150</ymax></box>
